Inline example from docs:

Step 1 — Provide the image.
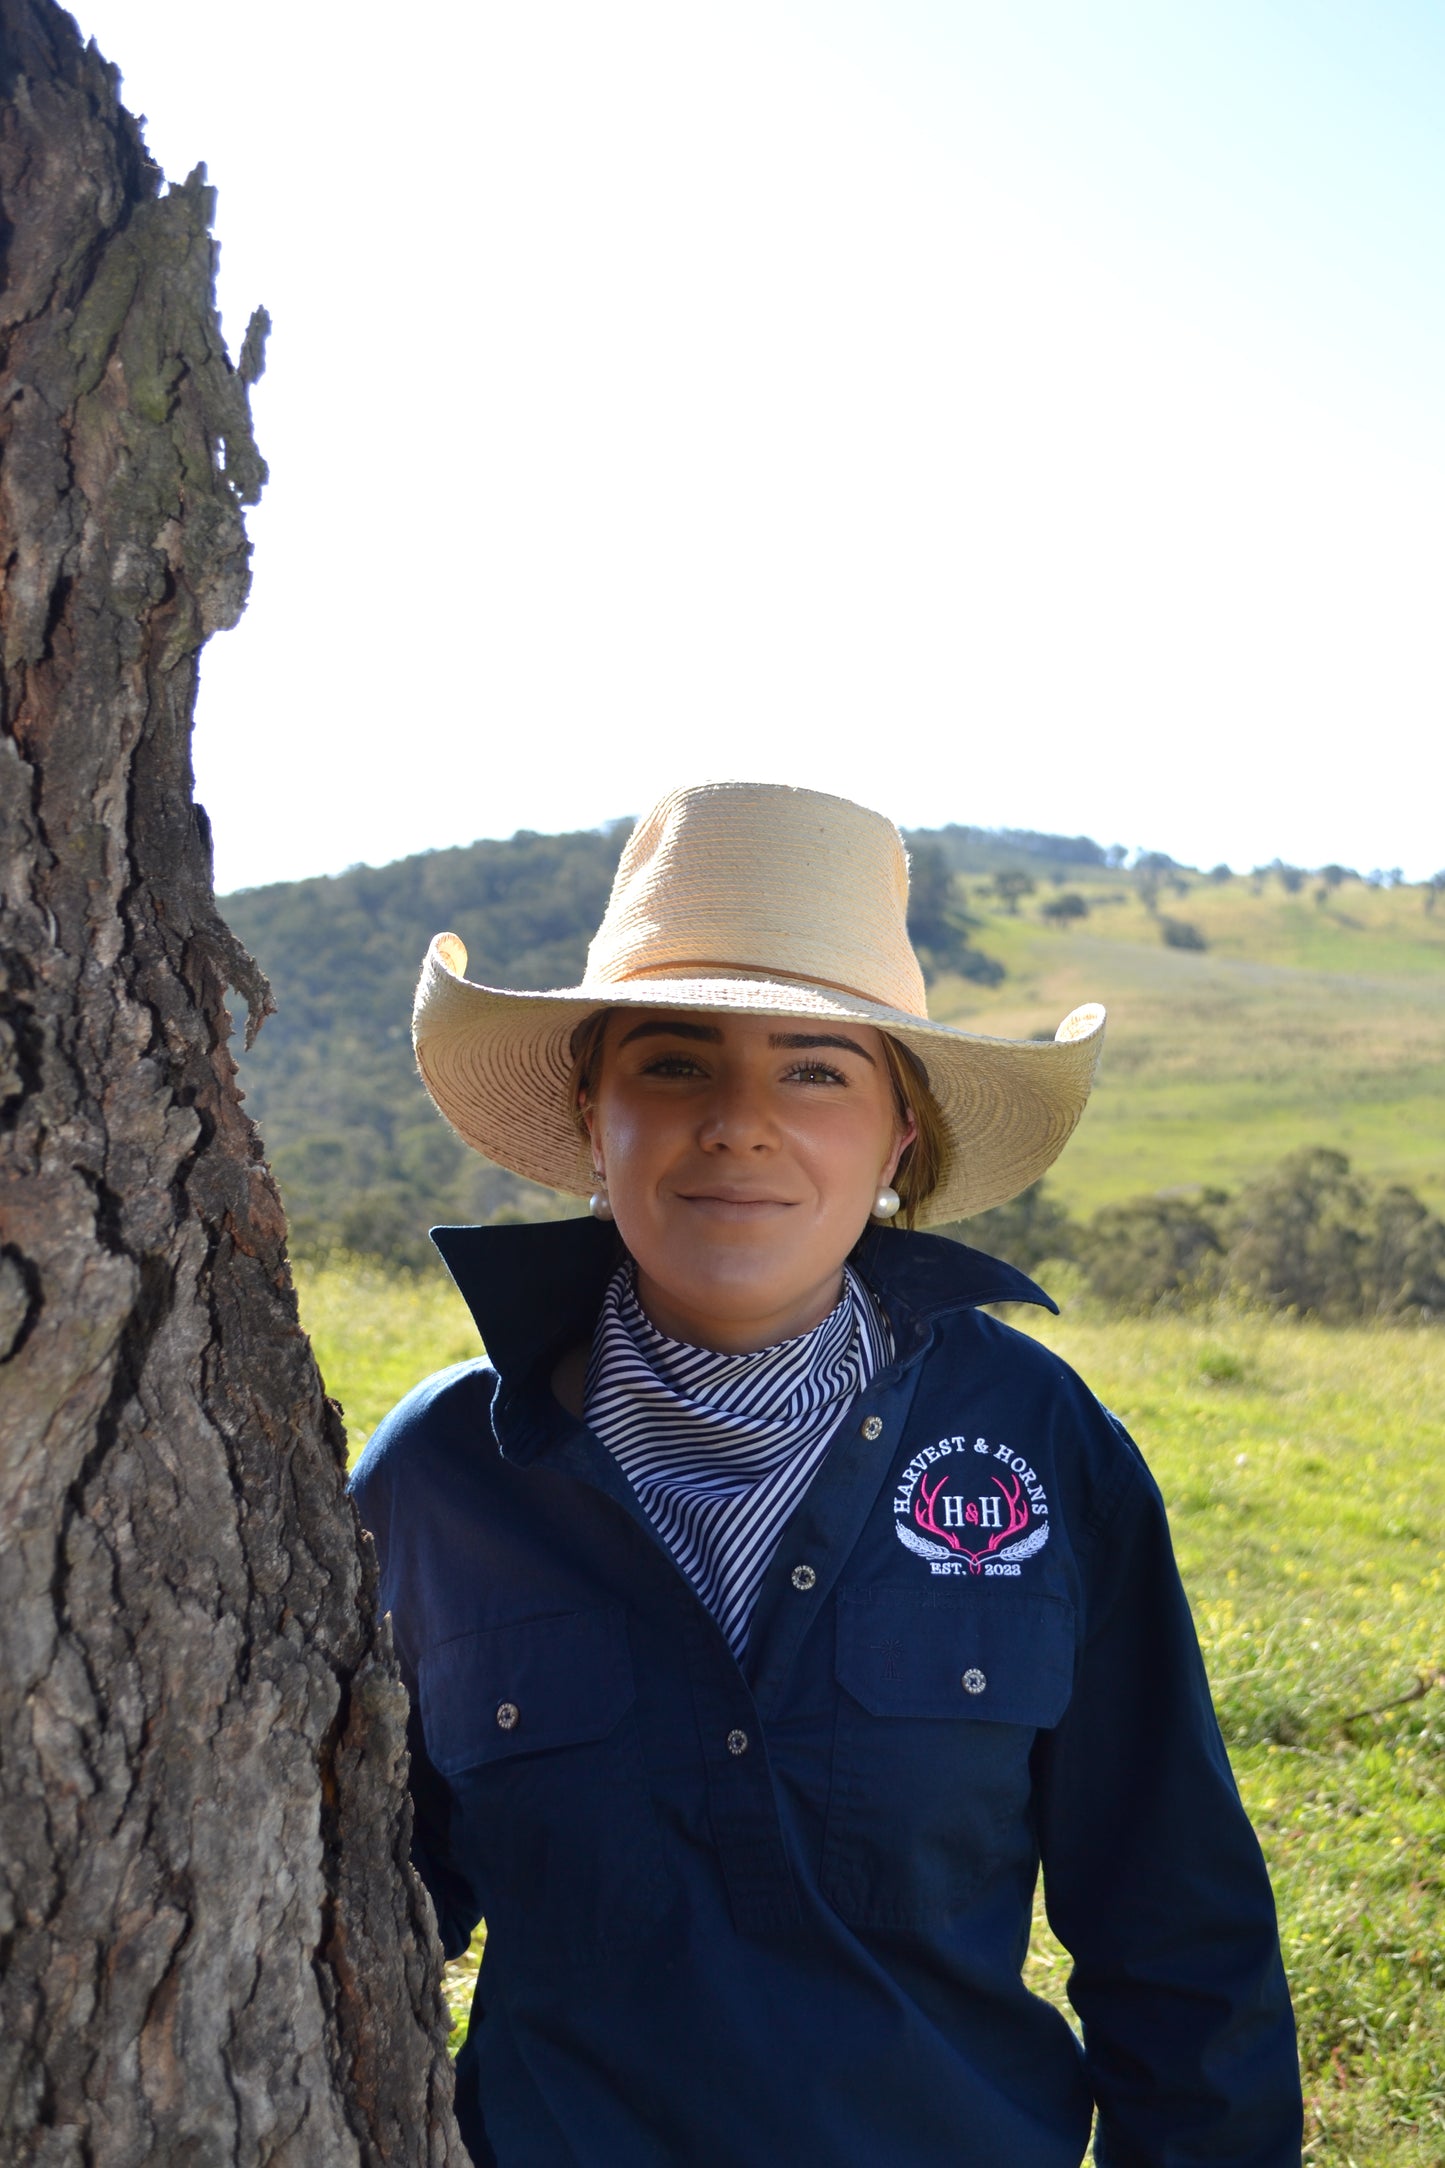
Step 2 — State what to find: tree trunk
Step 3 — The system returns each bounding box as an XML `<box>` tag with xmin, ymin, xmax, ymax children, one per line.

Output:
<box><xmin>0</xmin><ymin>6</ymin><xmax>466</xmax><ymax>2160</ymax></box>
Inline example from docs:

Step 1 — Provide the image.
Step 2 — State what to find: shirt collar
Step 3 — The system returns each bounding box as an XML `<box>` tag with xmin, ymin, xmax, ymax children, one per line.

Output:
<box><xmin>430</xmin><ymin>1216</ymin><xmax>1056</xmax><ymax>1385</ymax></box>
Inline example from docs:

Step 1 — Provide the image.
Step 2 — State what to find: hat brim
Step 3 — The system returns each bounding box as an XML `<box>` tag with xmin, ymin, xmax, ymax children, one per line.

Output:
<box><xmin>413</xmin><ymin>933</ymin><xmax>1105</xmax><ymax>1226</ymax></box>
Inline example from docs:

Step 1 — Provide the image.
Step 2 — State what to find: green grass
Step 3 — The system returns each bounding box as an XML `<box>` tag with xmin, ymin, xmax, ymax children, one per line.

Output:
<box><xmin>1013</xmin><ymin>1307</ymin><xmax>1445</xmax><ymax>2167</ymax></box>
<box><xmin>301</xmin><ymin>1258</ymin><xmax>480</xmax><ymax>1458</ymax></box>
<box><xmin>299</xmin><ymin>1260</ymin><xmax>1445</xmax><ymax>2163</ymax></box>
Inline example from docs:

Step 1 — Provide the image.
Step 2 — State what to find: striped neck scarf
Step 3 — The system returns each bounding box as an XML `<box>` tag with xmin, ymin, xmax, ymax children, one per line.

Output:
<box><xmin>585</xmin><ymin>1263</ymin><xmax>892</xmax><ymax>1659</ymax></box>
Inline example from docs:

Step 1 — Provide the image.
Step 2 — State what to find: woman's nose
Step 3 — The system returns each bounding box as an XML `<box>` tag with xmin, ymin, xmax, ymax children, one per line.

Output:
<box><xmin>696</xmin><ymin>1073</ymin><xmax>777</xmax><ymax>1150</ymax></box>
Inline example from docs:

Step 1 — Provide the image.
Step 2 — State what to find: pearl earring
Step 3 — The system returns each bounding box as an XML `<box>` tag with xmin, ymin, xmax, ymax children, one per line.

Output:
<box><xmin>589</xmin><ymin>1182</ymin><xmax>614</xmax><ymax>1222</ymax></box>
<box><xmin>872</xmin><ymin>1185</ymin><xmax>901</xmax><ymax>1221</ymax></box>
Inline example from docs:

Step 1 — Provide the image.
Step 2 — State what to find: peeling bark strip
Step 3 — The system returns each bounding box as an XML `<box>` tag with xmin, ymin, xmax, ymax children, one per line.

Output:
<box><xmin>0</xmin><ymin>6</ymin><xmax>465</xmax><ymax>2161</ymax></box>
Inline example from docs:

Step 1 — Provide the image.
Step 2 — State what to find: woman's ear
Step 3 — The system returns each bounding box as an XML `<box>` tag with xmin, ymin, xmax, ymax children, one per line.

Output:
<box><xmin>886</xmin><ymin>1114</ymin><xmax>918</xmax><ymax>1184</ymax></box>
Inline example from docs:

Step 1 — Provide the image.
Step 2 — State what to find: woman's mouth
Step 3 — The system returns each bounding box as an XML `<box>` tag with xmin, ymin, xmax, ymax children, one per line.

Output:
<box><xmin>675</xmin><ymin>1190</ymin><xmax>795</xmax><ymax>1214</ymax></box>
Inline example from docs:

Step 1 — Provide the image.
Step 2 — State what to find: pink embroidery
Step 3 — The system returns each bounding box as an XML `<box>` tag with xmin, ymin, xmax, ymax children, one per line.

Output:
<box><xmin>914</xmin><ymin>1470</ymin><xmax>1030</xmax><ymax>1575</ymax></box>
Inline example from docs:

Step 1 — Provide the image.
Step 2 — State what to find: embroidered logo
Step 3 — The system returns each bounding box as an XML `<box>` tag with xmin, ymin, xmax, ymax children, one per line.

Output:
<box><xmin>892</xmin><ymin>1436</ymin><xmax>1050</xmax><ymax>1577</ymax></box>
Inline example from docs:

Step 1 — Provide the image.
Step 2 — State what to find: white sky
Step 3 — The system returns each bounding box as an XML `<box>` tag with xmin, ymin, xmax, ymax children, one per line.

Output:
<box><xmin>70</xmin><ymin>0</ymin><xmax>1445</xmax><ymax>890</ymax></box>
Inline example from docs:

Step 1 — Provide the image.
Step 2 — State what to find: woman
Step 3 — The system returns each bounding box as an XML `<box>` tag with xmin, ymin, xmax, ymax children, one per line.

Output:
<box><xmin>351</xmin><ymin>781</ymin><xmax>1302</xmax><ymax>2168</ymax></box>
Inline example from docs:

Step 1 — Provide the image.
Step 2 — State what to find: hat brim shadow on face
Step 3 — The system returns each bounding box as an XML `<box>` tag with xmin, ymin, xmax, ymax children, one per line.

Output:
<box><xmin>412</xmin><ymin>932</ymin><xmax>1106</xmax><ymax>1228</ymax></box>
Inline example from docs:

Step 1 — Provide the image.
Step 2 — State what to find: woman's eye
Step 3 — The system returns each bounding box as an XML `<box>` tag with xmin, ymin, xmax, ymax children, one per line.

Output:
<box><xmin>786</xmin><ymin>1062</ymin><xmax>846</xmax><ymax>1086</ymax></box>
<box><xmin>640</xmin><ymin>1054</ymin><xmax>706</xmax><ymax>1078</ymax></box>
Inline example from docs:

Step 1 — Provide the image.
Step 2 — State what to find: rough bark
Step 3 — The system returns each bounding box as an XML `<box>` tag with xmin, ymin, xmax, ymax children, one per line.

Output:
<box><xmin>0</xmin><ymin>6</ymin><xmax>466</xmax><ymax>2161</ymax></box>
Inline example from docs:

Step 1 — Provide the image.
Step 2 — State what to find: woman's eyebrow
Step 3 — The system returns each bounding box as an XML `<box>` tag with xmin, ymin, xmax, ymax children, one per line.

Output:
<box><xmin>768</xmin><ymin>1032</ymin><xmax>876</xmax><ymax>1065</ymax></box>
<box><xmin>616</xmin><ymin>1019</ymin><xmax>725</xmax><ymax>1049</ymax></box>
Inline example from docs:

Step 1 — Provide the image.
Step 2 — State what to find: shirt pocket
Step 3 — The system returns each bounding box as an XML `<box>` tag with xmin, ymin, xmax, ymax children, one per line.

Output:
<box><xmin>820</xmin><ymin>1583</ymin><xmax>1076</xmax><ymax>1930</ymax></box>
<box><xmin>417</xmin><ymin>1605</ymin><xmax>665</xmax><ymax>1968</ymax></box>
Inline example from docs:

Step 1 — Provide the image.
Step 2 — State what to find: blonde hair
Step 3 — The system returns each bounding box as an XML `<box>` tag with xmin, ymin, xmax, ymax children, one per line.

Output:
<box><xmin>567</xmin><ymin>1009</ymin><xmax>946</xmax><ymax>1229</ymax></box>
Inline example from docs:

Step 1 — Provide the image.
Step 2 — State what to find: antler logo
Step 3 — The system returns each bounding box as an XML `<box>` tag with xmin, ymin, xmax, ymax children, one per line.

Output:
<box><xmin>892</xmin><ymin>1437</ymin><xmax>1050</xmax><ymax>1577</ymax></box>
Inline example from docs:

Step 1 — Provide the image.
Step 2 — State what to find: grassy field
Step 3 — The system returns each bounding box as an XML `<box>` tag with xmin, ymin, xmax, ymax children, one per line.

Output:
<box><xmin>931</xmin><ymin>872</ymin><xmax>1445</xmax><ymax>1218</ymax></box>
<box><xmin>303</xmin><ymin>1260</ymin><xmax>1445</xmax><ymax>2165</ymax></box>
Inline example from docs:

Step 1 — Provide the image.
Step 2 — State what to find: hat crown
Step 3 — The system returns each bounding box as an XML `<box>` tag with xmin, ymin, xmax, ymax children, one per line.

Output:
<box><xmin>584</xmin><ymin>781</ymin><xmax>929</xmax><ymax>1016</ymax></box>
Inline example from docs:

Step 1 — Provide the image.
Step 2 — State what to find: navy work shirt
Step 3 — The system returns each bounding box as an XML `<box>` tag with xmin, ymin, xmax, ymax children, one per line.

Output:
<box><xmin>351</xmin><ymin>1218</ymin><xmax>1302</xmax><ymax>2167</ymax></box>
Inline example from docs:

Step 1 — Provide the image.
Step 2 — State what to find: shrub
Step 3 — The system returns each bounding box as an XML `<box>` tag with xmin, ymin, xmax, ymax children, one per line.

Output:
<box><xmin>1079</xmin><ymin>1195</ymin><xmax>1223</xmax><ymax>1311</ymax></box>
<box><xmin>1196</xmin><ymin>1345</ymin><xmax>1247</xmax><ymax>1385</ymax></box>
<box><xmin>1222</xmin><ymin>1148</ymin><xmax>1368</xmax><ymax>1318</ymax></box>
<box><xmin>950</xmin><ymin>1152</ymin><xmax>1445</xmax><ymax>1324</ymax></box>
<box><xmin>1160</xmin><ymin>916</ymin><xmax>1208</xmax><ymax>951</ymax></box>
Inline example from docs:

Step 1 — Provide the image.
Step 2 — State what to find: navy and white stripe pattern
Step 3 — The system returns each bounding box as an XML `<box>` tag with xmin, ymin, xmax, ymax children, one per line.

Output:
<box><xmin>585</xmin><ymin>1264</ymin><xmax>892</xmax><ymax>1658</ymax></box>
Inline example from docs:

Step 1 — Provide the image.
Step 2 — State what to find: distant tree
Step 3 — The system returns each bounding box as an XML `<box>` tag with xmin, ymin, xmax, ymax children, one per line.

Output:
<box><xmin>1424</xmin><ymin>872</ymin><xmax>1445</xmax><ymax>915</ymax></box>
<box><xmin>938</xmin><ymin>1180</ymin><xmax>1079</xmax><ymax>1276</ymax></box>
<box><xmin>906</xmin><ymin>843</ymin><xmax>1005</xmax><ymax>987</ymax></box>
<box><xmin>1041</xmin><ymin>892</ymin><xmax>1089</xmax><ymax>926</ymax></box>
<box><xmin>903</xmin><ymin>824</ymin><xmax>1109</xmax><ymax>874</ymax></box>
<box><xmin>1080</xmin><ymin>1195</ymin><xmax>1223</xmax><ymax>1312</ymax></box>
<box><xmin>1137</xmin><ymin>873</ymin><xmax>1161</xmax><ymax>915</ymax></box>
<box><xmin>1104</xmin><ymin>843</ymin><xmax>1129</xmax><ymax>869</ymax></box>
<box><xmin>1319</xmin><ymin>864</ymin><xmax>1350</xmax><ymax>890</ymax></box>
<box><xmin>992</xmin><ymin>869</ymin><xmax>1036</xmax><ymax>914</ymax></box>
<box><xmin>906</xmin><ymin>843</ymin><xmax>960</xmax><ymax>949</ymax></box>
<box><xmin>1160</xmin><ymin>917</ymin><xmax>1208</xmax><ymax>951</ymax></box>
<box><xmin>1363</xmin><ymin>1185</ymin><xmax>1445</xmax><ymax>1318</ymax></box>
<box><xmin>1207</xmin><ymin>863</ymin><xmax>1232</xmax><ymax>883</ymax></box>
<box><xmin>1223</xmin><ymin>1149</ymin><xmax>1369</xmax><ymax>1318</ymax></box>
<box><xmin>1273</xmin><ymin>861</ymin><xmax>1306</xmax><ymax>895</ymax></box>
<box><xmin>337</xmin><ymin>1185</ymin><xmax>446</xmax><ymax>1273</ymax></box>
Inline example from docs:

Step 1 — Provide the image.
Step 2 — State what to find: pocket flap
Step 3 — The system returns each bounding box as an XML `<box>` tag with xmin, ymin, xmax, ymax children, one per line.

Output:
<box><xmin>836</xmin><ymin>1585</ymin><xmax>1075</xmax><ymax>1728</ymax></box>
<box><xmin>418</xmin><ymin>1605</ymin><xmax>636</xmax><ymax>1776</ymax></box>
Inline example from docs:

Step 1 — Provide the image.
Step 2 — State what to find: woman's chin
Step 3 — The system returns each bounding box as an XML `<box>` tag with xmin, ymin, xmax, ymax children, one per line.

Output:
<box><xmin>630</xmin><ymin>1249</ymin><xmax>850</xmax><ymax>1347</ymax></box>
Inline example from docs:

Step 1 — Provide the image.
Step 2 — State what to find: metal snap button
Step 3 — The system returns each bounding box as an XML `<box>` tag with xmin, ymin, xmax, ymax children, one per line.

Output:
<box><xmin>861</xmin><ymin>1415</ymin><xmax>884</xmax><ymax>1440</ymax></box>
<box><xmin>961</xmin><ymin>1669</ymin><xmax>986</xmax><ymax>1696</ymax></box>
<box><xmin>790</xmin><ymin>1563</ymin><xmax>818</xmax><ymax>1592</ymax></box>
<box><xmin>496</xmin><ymin>1700</ymin><xmax>520</xmax><ymax>1730</ymax></box>
<box><xmin>726</xmin><ymin>1728</ymin><xmax>750</xmax><ymax>1757</ymax></box>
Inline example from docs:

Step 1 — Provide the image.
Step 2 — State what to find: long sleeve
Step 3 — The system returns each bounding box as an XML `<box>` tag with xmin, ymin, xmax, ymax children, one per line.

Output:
<box><xmin>402</xmin><ymin>1696</ymin><xmax>485</xmax><ymax>1962</ymax></box>
<box><xmin>1034</xmin><ymin>1424</ymin><xmax>1302</xmax><ymax>2166</ymax></box>
<box><xmin>350</xmin><ymin>1393</ymin><xmax>488</xmax><ymax>1964</ymax></box>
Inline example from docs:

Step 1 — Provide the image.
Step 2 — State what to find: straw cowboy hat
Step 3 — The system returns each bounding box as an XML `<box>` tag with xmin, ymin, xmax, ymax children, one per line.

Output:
<box><xmin>413</xmin><ymin>781</ymin><xmax>1105</xmax><ymax>1225</ymax></box>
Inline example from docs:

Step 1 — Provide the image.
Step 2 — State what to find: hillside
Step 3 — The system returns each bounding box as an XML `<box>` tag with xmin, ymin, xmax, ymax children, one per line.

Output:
<box><xmin>223</xmin><ymin>827</ymin><xmax>629</xmax><ymax>1259</ymax></box>
<box><xmin>221</xmin><ymin>831</ymin><xmax>1445</xmax><ymax>1264</ymax></box>
<box><xmin>929</xmin><ymin>869</ymin><xmax>1445</xmax><ymax>1218</ymax></box>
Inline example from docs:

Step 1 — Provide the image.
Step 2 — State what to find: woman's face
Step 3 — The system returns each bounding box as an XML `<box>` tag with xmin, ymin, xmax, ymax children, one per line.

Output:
<box><xmin>582</xmin><ymin>1009</ymin><xmax>914</xmax><ymax>1353</ymax></box>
